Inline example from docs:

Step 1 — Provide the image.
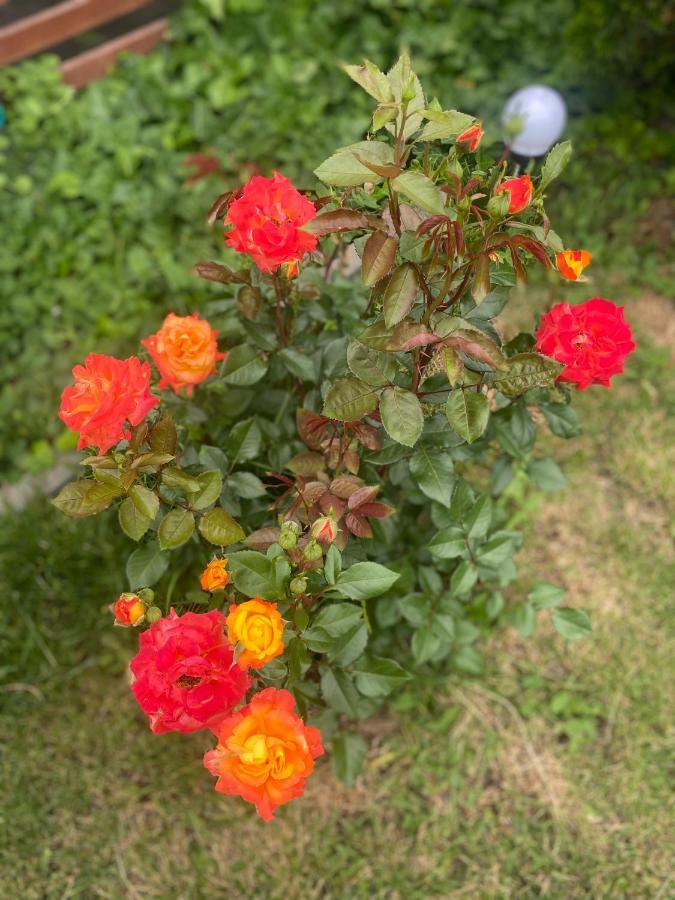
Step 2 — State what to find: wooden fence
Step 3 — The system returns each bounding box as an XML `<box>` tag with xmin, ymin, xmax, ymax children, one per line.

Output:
<box><xmin>0</xmin><ymin>0</ymin><xmax>170</xmax><ymax>87</ymax></box>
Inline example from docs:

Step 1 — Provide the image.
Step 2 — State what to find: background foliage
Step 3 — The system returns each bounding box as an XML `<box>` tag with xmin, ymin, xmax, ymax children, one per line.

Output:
<box><xmin>0</xmin><ymin>0</ymin><xmax>672</xmax><ymax>477</ymax></box>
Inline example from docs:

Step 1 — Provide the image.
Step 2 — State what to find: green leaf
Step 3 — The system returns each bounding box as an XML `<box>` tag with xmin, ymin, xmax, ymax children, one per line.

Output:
<box><xmin>228</xmin><ymin>550</ymin><xmax>279</xmax><ymax>598</ymax></box>
<box><xmin>158</xmin><ymin>508</ymin><xmax>195</xmax><ymax>550</ymax></box>
<box><xmin>226</xmin><ymin>418</ymin><xmax>261</xmax><ymax>463</ymax></box>
<box><xmin>189</xmin><ymin>470</ymin><xmax>223</xmax><ymax>510</ymax></box>
<box><xmin>409</xmin><ymin>448</ymin><xmax>454</xmax><ymax>506</ymax></box>
<box><xmin>476</xmin><ymin>535</ymin><xmax>515</xmax><ymax>568</ymax></box>
<box><xmin>222</xmin><ymin>344</ymin><xmax>268</xmax><ymax>386</ymax></box>
<box><xmin>118</xmin><ymin>497</ymin><xmax>151</xmax><ymax>541</ymax></box>
<box><xmin>445</xmin><ymin>391</ymin><xmax>489</xmax><ymax>443</ymax></box>
<box><xmin>150</xmin><ymin>415</ymin><xmax>177</xmax><ymax>455</ymax></box>
<box><xmin>552</xmin><ymin>608</ymin><xmax>592</xmax><ymax>640</ymax></box>
<box><xmin>452</xmin><ymin>645</ymin><xmax>484</xmax><ymax>675</ymax></box>
<box><xmin>129</xmin><ymin>483</ymin><xmax>160</xmax><ymax>520</ymax></box>
<box><xmin>352</xmin><ymin>655</ymin><xmax>411</xmax><ymax>697</ymax></box>
<box><xmin>528</xmin><ymin>582</ymin><xmax>566</xmax><ymax>610</ymax></box>
<box><xmin>346</xmin><ymin>340</ymin><xmax>397</xmax><ymax>386</ymax></box>
<box><xmin>511</xmin><ymin>602</ymin><xmax>537</xmax><ymax>637</ymax></box>
<box><xmin>335</xmin><ymin>562</ymin><xmax>400</xmax><ymax>601</ymax></box>
<box><xmin>494</xmin><ymin>353</ymin><xmax>564</xmax><ymax>397</ymax></box>
<box><xmin>391</xmin><ymin>171</ymin><xmax>446</xmax><ymax>216</ymax></box>
<box><xmin>383</xmin><ymin>263</ymin><xmax>420</xmax><ymax>328</ymax></box>
<box><xmin>277</xmin><ymin>347</ymin><xmax>316</xmax><ymax>382</ymax></box>
<box><xmin>314</xmin><ymin>141</ymin><xmax>394</xmax><ymax>187</ymax></box>
<box><xmin>161</xmin><ymin>468</ymin><xmax>201</xmax><ymax>493</ymax></box>
<box><xmin>465</xmin><ymin>495</ymin><xmax>492</xmax><ymax>540</ymax></box>
<box><xmin>527</xmin><ymin>458</ymin><xmax>567</xmax><ymax>492</ymax></box>
<box><xmin>126</xmin><ymin>543</ymin><xmax>169</xmax><ymax>589</ymax></box>
<box><xmin>539</xmin><ymin>402</ymin><xmax>581</xmax><ymax>438</ymax></box>
<box><xmin>343</xmin><ymin>60</ymin><xmax>393</xmax><ymax>102</ymax></box>
<box><xmin>428</xmin><ymin>526</ymin><xmax>466</xmax><ymax>559</ymax></box>
<box><xmin>419</xmin><ymin>108</ymin><xmax>474</xmax><ymax>141</ymax></box>
<box><xmin>52</xmin><ymin>480</ymin><xmax>119</xmax><ymax>518</ymax></box>
<box><xmin>320</xmin><ymin>666</ymin><xmax>360</xmax><ymax>716</ymax></box>
<box><xmin>379</xmin><ymin>386</ymin><xmax>424</xmax><ymax>447</ymax></box>
<box><xmin>331</xmin><ymin>732</ymin><xmax>368</xmax><ymax>787</ymax></box>
<box><xmin>199</xmin><ymin>507</ymin><xmax>245</xmax><ymax>546</ymax></box>
<box><xmin>540</xmin><ymin>141</ymin><xmax>573</xmax><ymax>189</ymax></box>
<box><xmin>362</xmin><ymin>231</ymin><xmax>398</xmax><ymax>286</ymax></box>
<box><xmin>412</xmin><ymin>625</ymin><xmax>442</xmax><ymax>663</ymax></box>
<box><xmin>322</xmin><ymin>377</ymin><xmax>379</xmax><ymax>421</ymax></box>
<box><xmin>328</xmin><ymin>622</ymin><xmax>369</xmax><ymax>667</ymax></box>
<box><xmin>450</xmin><ymin>561</ymin><xmax>478</xmax><ymax>595</ymax></box>
<box><xmin>227</xmin><ymin>471</ymin><xmax>267</xmax><ymax>498</ymax></box>
<box><xmin>313</xmin><ymin>603</ymin><xmax>363</xmax><ymax>637</ymax></box>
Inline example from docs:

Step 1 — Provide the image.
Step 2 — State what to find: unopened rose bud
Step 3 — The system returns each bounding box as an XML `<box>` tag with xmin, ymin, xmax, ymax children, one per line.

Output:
<box><xmin>402</xmin><ymin>76</ymin><xmax>418</xmax><ymax>103</ymax></box>
<box><xmin>137</xmin><ymin>588</ymin><xmax>154</xmax><ymax>604</ymax></box>
<box><xmin>487</xmin><ymin>192</ymin><xmax>510</xmax><ymax>220</ymax></box>
<box><xmin>311</xmin><ymin>515</ymin><xmax>338</xmax><ymax>545</ymax></box>
<box><xmin>457</xmin><ymin>196</ymin><xmax>471</xmax><ymax>215</ymax></box>
<box><xmin>279</xmin><ymin>520</ymin><xmax>300</xmax><ymax>550</ymax></box>
<box><xmin>200</xmin><ymin>558</ymin><xmax>229</xmax><ymax>592</ymax></box>
<box><xmin>111</xmin><ymin>593</ymin><xmax>146</xmax><ymax>627</ymax></box>
<box><xmin>145</xmin><ymin>606</ymin><xmax>162</xmax><ymax>624</ymax></box>
<box><xmin>290</xmin><ymin>575</ymin><xmax>308</xmax><ymax>595</ymax></box>
<box><xmin>456</xmin><ymin>122</ymin><xmax>484</xmax><ymax>153</ymax></box>
<box><xmin>303</xmin><ymin>539</ymin><xmax>323</xmax><ymax>561</ymax></box>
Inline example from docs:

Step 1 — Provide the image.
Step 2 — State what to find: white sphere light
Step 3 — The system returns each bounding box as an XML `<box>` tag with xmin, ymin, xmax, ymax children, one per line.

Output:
<box><xmin>502</xmin><ymin>85</ymin><xmax>567</xmax><ymax>157</ymax></box>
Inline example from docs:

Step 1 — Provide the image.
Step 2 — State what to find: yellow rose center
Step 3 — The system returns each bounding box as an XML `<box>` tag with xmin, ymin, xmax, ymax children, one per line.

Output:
<box><xmin>242</xmin><ymin>614</ymin><xmax>274</xmax><ymax>654</ymax></box>
<box><xmin>239</xmin><ymin>734</ymin><xmax>294</xmax><ymax>780</ymax></box>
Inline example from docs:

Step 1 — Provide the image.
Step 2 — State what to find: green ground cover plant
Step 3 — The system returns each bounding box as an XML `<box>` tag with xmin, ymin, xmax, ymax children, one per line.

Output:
<box><xmin>0</xmin><ymin>0</ymin><xmax>671</xmax><ymax>478</ymax></box>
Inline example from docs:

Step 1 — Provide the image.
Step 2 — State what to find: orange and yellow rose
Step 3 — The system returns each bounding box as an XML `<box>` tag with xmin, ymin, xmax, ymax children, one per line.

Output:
<box><xmin>142</xmin><ymin>312</ymin><xmax>225</xmax><ymax>395</ymax></box>
<box><xmin>204</xmin><ymin>687</ymin><xmax>324</xmax><ymax>821</ymax></box>
<box><xmin>226</xmin><ymin>598</ymin><xmax>285</xmax><ymax>669</ymax></box>
<box><xmin>200</xmin><ymin>558</ymin><xmax>229</xmax><ymax>592</ymax></box>
<box><xmin>556</xmin><ymin>249</ymin><xmax>592</xmax><ymax>281</ymax></box>
<box><xmin>456</xmin><ymin>122</ymin><xmax>484</xmax><ymax>152</ymax></box>
<box><xmin>111</xmin><ymin>593</ymin><xmax>146</xmax><ymax>626</ymax></box>
<box><xmin>495</xmin><ymin>174</ymin><xmax>533</xmax><ymax>214</ymax></box>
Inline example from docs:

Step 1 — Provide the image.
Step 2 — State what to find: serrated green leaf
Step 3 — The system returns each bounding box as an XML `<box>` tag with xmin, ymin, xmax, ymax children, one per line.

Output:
<box><xmin>353</xmin><ymin>655</ymin><xmax>411</xmax><ymax>697</ymax></box>
<box><xmin>409</xmin><ymin>448</ymin><xmax>455</xmax><ymax>506</ymax></box>
<box><xmin>528</xmin><ymin>582</ymin><xmax>566</xmax><ymax>610</ymax></box>
<box><xmin>445</xmin><ymin>390</ymin><xmax>489</xmax><ymax>443</ymax></box>
<box><xmin>314</xmin><ymin>141</ymin><xmax>394</xmax><ymax>187</ymax></box>
<box><xmin>199</xmin><ymin>507</ymin><xmax>245</xmax><ymax>546</ymax></box>
<box><xmin>331</xmin><ymin>732</ymin><xmax>368</xmax><ymax>787</ymax></box>
<box><xmin>527</xmin><ymin>458</ymin><xmax>567</xmax><ymax>492</ymax></box>
<box><xmin>379</xmin><ymin>386</ymin><xmax>424</xmax><ymax>447</ymax></box>
<box><xmin>222</xmin><ymin>344</ymin><xmax>268</xmax><ymax>386</ymax></box>
<box><xmin>419</xmin><ymin>108</ymin><xmax>475</xmax><ymax>141</ymax></box>
<box><xmin>495</xmin><ymin>353</ymin><xmax>564</xmax><ymax>397</ymax></box>
<box><xmin>320</xmin><ymin>666</ymin><xmax>360</xmax><ymax>716</ymax></box>
<box><xmin>228</xmin><ymin>550</ymin><xmax>279</xmax><ymax>598</ymax></box>
<box><xmin>189</xmin><ymin>470</ymin><xmax>223</xmax><ymax>510</ymax></box>
<box><xmin>277</xmin><ymin>347</ymin><xmax>316</xmax><ymax>382</ymax></box>
<box><xmin>118</xmin><ymin>497</ymin><xmax>151</xmax><ymax>541</ymax></box>
<box><xmin>383</xmin><ymin>263</ymin><xmax>420</xmax><ymax>328</ymax></box>
<box><xmin>335</xmin><ymin>562</ymin><xmax>400</xmax><ymax>601</ymax></box>
<box><xmin>552</xmin><ymin>608</ymin><xmax>592</xmax><ymax>640</ymax></box>
<box><xmin>158</xmin><ymin>508</ymin><xmax>195</xmax><ymax>550</ymax></box>
<box><xmin>412</xmin><ymin>625</ymin><xmax>442</xmax><ymax>663</ymax></box>
<box><xmin>391</xmin><ymin>171</ymin><xmax>447</xmax><ymax>215</ymax></box>
<box><xmin>346</xmin><ymin>340</ymin><xmax>397</xmax><ymax>386</ymax></box>
<box><xmin>428</xmin><ymin>526</ymin><xmax>466</xmax><ymax>559</ymax></box>
<box><xmin>129</xmin><ymin>483</ymin><xmax>160</xmax><ymax>520</ymax></box>
<box><xmin>540</xmin><ymin>141</ymin><xmax>572</xmax><ymax>189</ymax></box>
<box><xmin>126</xmin><ymin>543</ymin><xmax>169</xmax><ymax>589</ymax></box>
<box><xmin>322</xmin><ymin>377</ymin><xmax>379</xmax><ymax>421</ymax></box>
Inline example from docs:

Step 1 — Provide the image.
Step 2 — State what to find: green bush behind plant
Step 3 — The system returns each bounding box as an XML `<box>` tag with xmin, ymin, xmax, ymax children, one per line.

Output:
<box><xmin>0</xmin><ymin>0</ymin><xmax>671</xmax><ymax>478</ymax></box>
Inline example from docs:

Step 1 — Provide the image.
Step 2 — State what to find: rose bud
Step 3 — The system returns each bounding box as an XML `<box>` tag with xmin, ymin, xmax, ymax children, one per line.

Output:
<box><xmin>200</xmin><ymin>558</ymin><xmax>230</xmax><ymax>592</ymax></box>
<box><xmin>303</xmin><ymin>539</ymin><xmax>323</xmax><ymax>561</ymax></box>
<box><xmin>111</xmin><ymin>593</ymin><xmax>146</xmax><ymax>627</ymax></box>
<box><xmin>456</xmin><ymin>123</ymin><xmax>483</xmax><ymax>153</ymax></box>
<box><xmin>279</xmin><ymin>520</ymin><xmax>301</xmax><ymax>550</ymax></box>
<box><xmin>494</xmin><ymin>174</ymin><xmax>533</xmax><ymax>214</ymax></box>
<box><xmin>311</xmin><ymin>515</ymin><xmax>338</xmax><ymax>545</ymax></box>
<box><xmin>555</xmin><ymin>249</ymin><xmax>592</xmax><ymax>281</ymax></box>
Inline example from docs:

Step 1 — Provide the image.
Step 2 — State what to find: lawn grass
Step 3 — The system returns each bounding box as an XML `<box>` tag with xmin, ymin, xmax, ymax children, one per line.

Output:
<box><xmin>1</xmin><ymin>292</ymin><xmax>673</xmax><ymax>899</ymax></box>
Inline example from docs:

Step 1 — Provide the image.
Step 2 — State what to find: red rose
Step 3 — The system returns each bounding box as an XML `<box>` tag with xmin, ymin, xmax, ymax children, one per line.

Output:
<box><xmin>59</xmin><ymin>354</ymin><xmax>158</xmax><ymax>454</ymax></box>
<box><xmin>130</xmin><ymin>609</ymin><xmax>251</xmax><ymax>735</ymax></box>
<box><xmin>224</xmin><ymin>171</ymin><xmax>317</xmax><ymax>275</ymax></box>
<box><xmin>495</xmin><ymin>174</ymin><xmax>533</xmax><ymax>214</ymax></box>
<box><xmin>456</xmin><ymin>123</ymin><xmax>484</xmax><ymax>152</ymax></box>
<box><xmin>535</xmin><ymin>298</ymin><xmax>636</xmax><ymax>390</ymax></box>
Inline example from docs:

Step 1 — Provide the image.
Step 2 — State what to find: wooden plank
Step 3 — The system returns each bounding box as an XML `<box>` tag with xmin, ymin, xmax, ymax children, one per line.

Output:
<box><xmin>60</xmin><ymin>18</ymin><xmax>167</xmax><ymax>88</ymax></box>
<box><xmin>0</xmin><ymin>0</ymin><xmax>154</xmax><ymax>65</ymax></box>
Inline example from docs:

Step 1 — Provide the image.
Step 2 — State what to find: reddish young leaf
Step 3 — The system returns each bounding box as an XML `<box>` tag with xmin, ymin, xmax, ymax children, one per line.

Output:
<box><xmin>348</xmin><ymin>485</ymin><xmax>380</xmax><ymax>510</ymax></box>
<box><xmin>345</xmin><ymin>512</ymin><xmax>373</xmax><ymax>538</ymax></box>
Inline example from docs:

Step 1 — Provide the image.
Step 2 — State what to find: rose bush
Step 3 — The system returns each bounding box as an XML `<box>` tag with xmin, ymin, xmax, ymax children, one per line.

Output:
<box><xmin>54</xmin><ymin>56</ymin><xmax>634</xmax><ymax>820</ymax></box>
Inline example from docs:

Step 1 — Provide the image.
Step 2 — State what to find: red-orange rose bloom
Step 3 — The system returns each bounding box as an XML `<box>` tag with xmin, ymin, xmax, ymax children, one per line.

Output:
<box><xmin>58</xmin><ymin>354</ymin><xmax>158</xmax><ymax>454</ymax></box>
<box><xmin>142</xmin><ymin>312</ymin><xmax>225</xmax><ymax>395</ymax></box>
<box><xmin>204</xmin><ymin>687</ymin><xmax>324</xmax><ymax>821</ymax></box>
<box><xmin>130</xmin><ymin>609</ymin><xmax>250</xmax><ymax>735</ymax></box>
<box><xmin>224</xmin><ymin>171</ymin><xmax>317</xmax><ymax>275</ymax></box>
<box><xmin>495</xmin><ymin>174</ymin><xmax>533</xmax><ymax>214</ymax></box>
<box><xmin>556</xmin><ymin>249</ymin><xmax>592</xmax><ymax>281</ymax></box>
<box><xmin>456</xmin><ymin>123</ymin><xmax>484</xmax><ymax>152</ymax></box>
<box><xmin>535</xmin><ymin>298</ymin><xmax>635</xmax><ymax>390</ymax></box>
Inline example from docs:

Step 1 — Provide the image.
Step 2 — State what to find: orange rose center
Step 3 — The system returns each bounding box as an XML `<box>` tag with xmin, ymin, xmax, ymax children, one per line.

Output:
<box><xmin>242</xmin><ymin>615</ymin><xmax>274</xmax><ymax>653</ymax></box>
<box><xmin>239</xmin><ymin>734</ymin><xmax>295</xmax><ymax>780</ymax></box>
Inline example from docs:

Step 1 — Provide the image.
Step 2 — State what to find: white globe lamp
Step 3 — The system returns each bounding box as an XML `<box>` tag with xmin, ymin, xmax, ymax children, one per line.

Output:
<box><xmin>502</xmin><ymin>85</ymin><xmax>567</xmax><ymax>157</ymax></box>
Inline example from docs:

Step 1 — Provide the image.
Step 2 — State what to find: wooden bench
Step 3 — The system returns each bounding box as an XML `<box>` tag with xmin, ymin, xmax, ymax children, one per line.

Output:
<box><xmin>0</xmin><ymin>0</ymin><xmax>170</xmax><ymax>87</ymax></box>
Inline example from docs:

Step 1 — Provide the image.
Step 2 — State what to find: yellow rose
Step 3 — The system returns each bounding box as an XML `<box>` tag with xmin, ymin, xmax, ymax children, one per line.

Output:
<box><xmin>226</xmin><ymin>599</ymin><xmax>285</xmax><ymax>670</ymax></box>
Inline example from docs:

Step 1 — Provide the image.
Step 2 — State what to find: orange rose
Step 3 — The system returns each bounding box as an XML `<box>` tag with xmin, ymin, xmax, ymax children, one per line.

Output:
<box><xmin>111</xmin><ymin>593</ymin><xmax>146</xmax><ymax>627</ymax></box>
<box><xmin>226</xmin><ymin>598</ymin><xmax>284</xmax><ymax>669</ymax></box>
<box><xmin>556</xmin><ymin>249</ymin><xmax>592</xmax><ymax>281</ymax></box>
<box><xmin>495</xmin><ymin>174</ymin><xmax>533</xmax><ymax>214</ymax></box>
<box><xmin>204</xmin><ymin>687</ymin><xmax>324</xmax><ymax>821</ymax></box>
<box><xmin>142</xmin><ymin>312</ymin><xmax>225</xmax><ymax>395</ymax></box>
<box><xmin>200</xmin><ymin>558</ymin><xmax>229</xmax><ymax>592</ymax></box>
